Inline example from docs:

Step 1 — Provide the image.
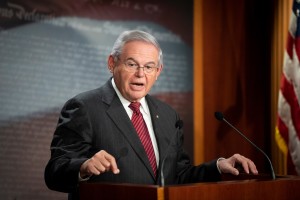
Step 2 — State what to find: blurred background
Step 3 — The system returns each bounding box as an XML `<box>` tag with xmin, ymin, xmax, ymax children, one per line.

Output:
<box><xmin>0</xmin><ymin>0</ymin><xmax>299</xmax><ymax>199</ymax></box>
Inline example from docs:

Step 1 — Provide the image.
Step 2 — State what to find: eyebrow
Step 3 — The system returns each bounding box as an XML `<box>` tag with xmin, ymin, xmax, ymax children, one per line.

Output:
<box><xmin>125</xmin><ymin>58</ymin><xmax>156</xmax><ymax>66</ymax></box>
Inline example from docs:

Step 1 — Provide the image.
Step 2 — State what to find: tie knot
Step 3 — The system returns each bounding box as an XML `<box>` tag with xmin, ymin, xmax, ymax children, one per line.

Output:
<box><xmin>129</xmin><ymin>102</ymin><xmax>141</xmax><ymax>114</ymax></box>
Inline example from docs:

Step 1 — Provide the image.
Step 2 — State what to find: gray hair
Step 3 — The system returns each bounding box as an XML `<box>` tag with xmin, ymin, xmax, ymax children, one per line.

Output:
<box><xmin>110</xmin><ymin>30</ymin><xmax>163</xmax><ymax>66</ymax></box>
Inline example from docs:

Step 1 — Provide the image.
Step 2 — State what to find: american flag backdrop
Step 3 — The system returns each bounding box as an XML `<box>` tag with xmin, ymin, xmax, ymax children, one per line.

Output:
<box><xmin>276</xmin><ymin>0</ymin><xmax>300</xmax><ymax>175</ymax></box>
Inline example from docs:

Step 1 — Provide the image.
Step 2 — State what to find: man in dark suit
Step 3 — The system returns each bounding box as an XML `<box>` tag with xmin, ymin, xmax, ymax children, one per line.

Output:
<box><xmin>44</xmin><ymin>30</ymin><xmax>258</xmax><ymax>199</ymax></box>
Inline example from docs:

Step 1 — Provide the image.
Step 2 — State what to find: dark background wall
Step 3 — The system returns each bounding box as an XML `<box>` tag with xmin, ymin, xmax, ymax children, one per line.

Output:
<box><xmin>195</xmin><ymin>0</ymin><xmax>274</xmax><ymax>174</ymax></box>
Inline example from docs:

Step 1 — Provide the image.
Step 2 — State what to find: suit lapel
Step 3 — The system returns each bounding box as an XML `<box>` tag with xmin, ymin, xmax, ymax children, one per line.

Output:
<box><xmin>102</xmin><ymin>80</ymin><xmax>156</xmax><ymax>179</ymax></box>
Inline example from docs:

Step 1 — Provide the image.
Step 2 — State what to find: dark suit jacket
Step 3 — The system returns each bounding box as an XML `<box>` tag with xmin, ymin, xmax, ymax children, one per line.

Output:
<box><xmin>44</xmin><ymin>79</ymin><xmax>221</xmax><ymax>199</ymax></box>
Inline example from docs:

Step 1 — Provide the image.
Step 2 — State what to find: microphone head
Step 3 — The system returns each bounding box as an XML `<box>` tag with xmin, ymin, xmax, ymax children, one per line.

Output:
<box><xmin>175</xmin><ymin>120</ymin><xmax>184</xmax><ymax>129</ymax></box>
<box><xmin>214</xmin><ymin>112</ymin><xmax>224</xmax><ymax>121</ymax></box>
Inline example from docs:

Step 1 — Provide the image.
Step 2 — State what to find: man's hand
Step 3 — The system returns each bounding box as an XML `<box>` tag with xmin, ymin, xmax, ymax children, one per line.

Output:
<box><xmin>217</xmin><ymin>154</ymin><xmax>258</xmax><ymax>175</ymax></box>
<box><xmin>80</xmin><ymin>150</ymin><xmax>120</xmax><ymax>178</ymax></box>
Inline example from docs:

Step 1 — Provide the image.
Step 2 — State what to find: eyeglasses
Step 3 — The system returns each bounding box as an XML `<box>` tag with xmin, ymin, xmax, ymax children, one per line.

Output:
<box><xmin>123</xmin><ymin>60</ymin><xmax>159</xmax><ymax>74</ymax></box>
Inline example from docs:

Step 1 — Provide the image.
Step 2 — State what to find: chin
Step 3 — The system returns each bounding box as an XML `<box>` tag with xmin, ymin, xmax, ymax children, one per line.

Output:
<box><xmin>129</xmin><ymin>94</ymin><xmax>145</xmax><ymax>102</ymax></box>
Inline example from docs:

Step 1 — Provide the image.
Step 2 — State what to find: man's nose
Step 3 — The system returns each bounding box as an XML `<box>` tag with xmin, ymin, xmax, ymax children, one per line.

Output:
<box><xmin>135</xmin><ymin>67</ymin><xmax>146</xmax><ymax>76</ymax></box>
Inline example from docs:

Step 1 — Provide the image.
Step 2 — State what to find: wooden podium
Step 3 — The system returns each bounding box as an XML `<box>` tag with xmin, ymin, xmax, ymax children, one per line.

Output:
<box><xmin>79</xmin><ymin>175</ymin><xmax>300</xmax><ymax>200</ymax></box>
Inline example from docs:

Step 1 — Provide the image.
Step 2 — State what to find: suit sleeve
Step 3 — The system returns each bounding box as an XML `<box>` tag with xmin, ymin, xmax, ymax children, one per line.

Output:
<box><xmin>44</xmin><ymin>98</ymin><xmax>93</xmax><ymax>193</ymax></box>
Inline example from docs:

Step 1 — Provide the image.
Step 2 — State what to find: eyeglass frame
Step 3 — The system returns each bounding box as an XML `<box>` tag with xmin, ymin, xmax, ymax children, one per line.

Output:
<box><xmin>121</xmin><ymin>58</ymin><xmax>160</xmax><ymax>74</ymax></box>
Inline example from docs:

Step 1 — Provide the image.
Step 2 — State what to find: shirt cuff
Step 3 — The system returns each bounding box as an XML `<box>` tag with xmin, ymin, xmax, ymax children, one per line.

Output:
<box><xmin>78</xmin><ymin>172</ymin><xmax>91</xmax><ymax>182</ymax></box>
<box><xmin>216</xmin><ymin>157</ymin><xmax>225</xmax><ymax>174</ymax></box>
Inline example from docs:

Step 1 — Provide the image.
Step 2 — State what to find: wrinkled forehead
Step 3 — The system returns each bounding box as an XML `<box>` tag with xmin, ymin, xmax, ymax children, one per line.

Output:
<box><xmin>120</xmin><ymin>41</ymin><xmax>160</xmax><ymax>61</ymax></box>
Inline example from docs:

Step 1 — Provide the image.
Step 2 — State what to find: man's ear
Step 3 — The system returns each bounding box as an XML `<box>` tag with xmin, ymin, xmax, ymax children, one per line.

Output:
<box><xmin>156</xmin><ymin>64</ymin><xmax>163</xmax><ymax>79</ymax></box>
<box><xmin>107</xmin><ymin>55</ymin><xmax>115</xmax><ymax>73</ymax></box>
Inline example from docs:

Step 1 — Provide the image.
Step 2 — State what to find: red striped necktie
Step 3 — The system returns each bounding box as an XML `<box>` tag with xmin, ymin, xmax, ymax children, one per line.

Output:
<box><xmin>129</xmin><ymin>102</ymin><xmax>157</xmax><ymax>177</ymax></box>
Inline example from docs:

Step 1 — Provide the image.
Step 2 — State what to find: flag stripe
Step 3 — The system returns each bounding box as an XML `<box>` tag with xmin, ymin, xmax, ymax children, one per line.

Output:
<box><xmin>287</xmin><ymin>32</ymin><xmax>294</xmax><ymax>59</ymax></box>
<box><xmin>280</xmin><ymin>74</ymin><xmax>300</xmax><ymax>137</ymax></box>
<box><xmin>277</xmin><ymin>117</ymin><xmax>289</xmax><ymax>144</ymax></box>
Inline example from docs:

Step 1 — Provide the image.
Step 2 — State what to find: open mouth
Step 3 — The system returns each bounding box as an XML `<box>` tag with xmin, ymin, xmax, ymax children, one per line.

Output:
<box><xmin>132</xmin><ymin>82</ymin><xmax>144</xmax><ymax>86</ymax></box>
<box><xmin>130</xmin><ymin>82</ymin><xmax>145</xmax><ymax>91</ymax></box>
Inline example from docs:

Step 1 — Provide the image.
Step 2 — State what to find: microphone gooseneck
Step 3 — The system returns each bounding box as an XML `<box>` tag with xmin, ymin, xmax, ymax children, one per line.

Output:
<box><xmin>160</xmin><ymin>120</ymin><xmax>183</xmax><ymax>186</ymax></box>
<box><xmin>214</xmin><ymin>112</ymin><xmax>276</xmax><ymax>180</ymax></box>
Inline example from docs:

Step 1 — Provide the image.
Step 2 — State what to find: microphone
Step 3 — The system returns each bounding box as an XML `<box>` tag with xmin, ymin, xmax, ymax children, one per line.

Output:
<box><xmin>160</xmin><ymin>120</ymin><xmax>183</xmax><ymax>186</ymax></box>
<box><xmin>214</xmin><ymin>112</ymin><xmax>276</xmax><ymax>180</ymax></box>
<box><xmin>175</xmin><ymin>120</ymin><xmax>184</xmax><ymax>130</ymax></box>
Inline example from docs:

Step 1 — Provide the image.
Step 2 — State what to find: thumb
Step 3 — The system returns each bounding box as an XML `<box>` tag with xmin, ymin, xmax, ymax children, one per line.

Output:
<box><xmin>230</xmin><ymin>167</ymin><xmax>239</xmax><ymax>176</ymax></box>
<box><xmin>231</xmin><ymin>167</ymin><xmax>240</xmax><ymax>176</ymax></box>
<box><xmin>223</xmin><ymin>161</ymin><xmax>239</xmax><ymax>175</ymax></box>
